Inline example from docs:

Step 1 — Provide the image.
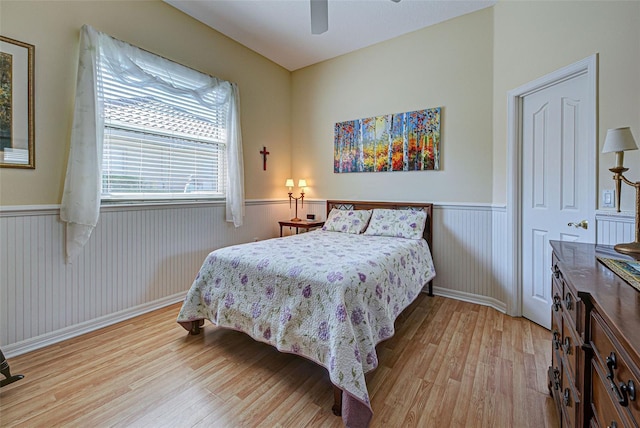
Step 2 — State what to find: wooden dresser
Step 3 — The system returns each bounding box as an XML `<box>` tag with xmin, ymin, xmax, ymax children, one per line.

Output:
<box><xmin>549</xmin><ymin>241</ymin><xmax>640</xmax><ymax>428</ymax></box>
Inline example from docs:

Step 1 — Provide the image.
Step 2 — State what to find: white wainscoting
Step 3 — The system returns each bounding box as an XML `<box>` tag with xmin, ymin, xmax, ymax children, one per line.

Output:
<box><xmin>596</xmin><ymin>210</ymin><xmax>636</xmax><ymax>245</ymax></box>
<box><xmin>432</xmin><ymin>204</ymin><xmax>509</xmax><ymax>313</ymax></box>
<box><xmin>2</xmin><ymin>201</ymin><xmax>632</xmax><ymax>357</ymax></box>
<box><xmin>0</xmin><ymin>200</ymin><xmax>291</xmax><ymax>357</ymax></box>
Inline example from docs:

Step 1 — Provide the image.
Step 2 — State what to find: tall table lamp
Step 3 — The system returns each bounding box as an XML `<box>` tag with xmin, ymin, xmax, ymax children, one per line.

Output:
<box><xmin>286</xmin><ymin>178</ymin><xmax>306</xmax><ymax>222</ymax></box>
<box><xmin>602</xmin><ymin>127</ymin><xmax>640</xmax><ymax>259</ymax></box>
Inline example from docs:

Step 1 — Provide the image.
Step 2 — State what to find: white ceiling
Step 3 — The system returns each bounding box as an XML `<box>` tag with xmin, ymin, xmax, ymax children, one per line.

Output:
<box><xmin>164</xmin><ymin>0</ymin><xmax>496</xmax><ymax>71</ymax></box>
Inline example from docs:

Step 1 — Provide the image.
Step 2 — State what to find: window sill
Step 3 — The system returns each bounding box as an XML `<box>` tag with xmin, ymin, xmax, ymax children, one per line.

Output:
<box><xmin>100</xmin><ymin>198</ymin><xmax>226</xmax><ymax>212</ymax></box>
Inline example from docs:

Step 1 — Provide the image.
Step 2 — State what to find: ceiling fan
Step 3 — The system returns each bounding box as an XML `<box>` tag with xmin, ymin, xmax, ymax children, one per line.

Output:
<box><xmin>310</xmin><ymin>0</ymin><xmax>400</xmax><ymax>35</ymax></box>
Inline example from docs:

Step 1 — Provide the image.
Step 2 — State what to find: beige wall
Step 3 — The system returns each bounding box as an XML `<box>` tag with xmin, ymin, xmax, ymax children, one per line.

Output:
<box><xmin>492</xmin><ymin>0</ymin><xmax>640</xmax><ymax>209</ymax></box>
<box><xmin>0</xmin><ymin>0</ymin><xmax>292</xmax><ymax>205</ymax></box>
<box><xmin>291</xmin><ymin>9</ymin><xmax>494</xmax><ymax>203</ymax></box>
<box><xmin>292</xmin><ymin>1</ymin><xmax>640</xmax><ymax>209</ymax></box>
<box><xmin>3</xmin><ymin>1</ymin><xmax>637</xmax><ymax>210</ymax></box>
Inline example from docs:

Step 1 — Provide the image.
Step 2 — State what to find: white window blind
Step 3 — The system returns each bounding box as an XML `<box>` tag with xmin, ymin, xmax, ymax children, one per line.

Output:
<box><xmin>61</xmin><ymin>25</ymin><xmax>244</xmax><ymax>261</ymax></box>
<box><xmin>99</xmin><ymin>54</ymin><xmax>227</xmax><ymax>200</ymax></box>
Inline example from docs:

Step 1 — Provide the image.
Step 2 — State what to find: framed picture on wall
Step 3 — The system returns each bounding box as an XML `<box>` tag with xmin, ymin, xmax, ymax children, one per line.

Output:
<box><xmin>0</xmin><ymin>35</ymin><xmax>35</xmax><ymax>169</ymax></box>
<box><xmin>334</xmin><ymin>107</ymin><xmax>441</xmax><ymax>173</ymax></box>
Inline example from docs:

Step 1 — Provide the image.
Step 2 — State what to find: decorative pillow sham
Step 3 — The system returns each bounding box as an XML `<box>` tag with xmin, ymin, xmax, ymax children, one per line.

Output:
<box><xmin>321</xmin><ymin>209</ymin><xmax>372</xmax><ymax>234</ymax></box>
<box><xmin>363</xmin><ymin>209</ymin><xmax>427</xmax><ymax>240</ymax></box>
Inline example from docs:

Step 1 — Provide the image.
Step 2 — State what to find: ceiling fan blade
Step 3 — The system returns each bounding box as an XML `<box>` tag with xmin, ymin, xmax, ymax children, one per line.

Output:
<box><xmin>310</xmin><ymin>0</ymin><xmax>328</xmax><ymax>35</ymax></box>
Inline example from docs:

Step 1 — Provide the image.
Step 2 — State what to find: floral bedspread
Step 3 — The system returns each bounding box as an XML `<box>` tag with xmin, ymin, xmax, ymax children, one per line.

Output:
<box><xmin>177</xmin><ymin>230</ymin><xmax>436</xmax><ymax>426</ymax></box>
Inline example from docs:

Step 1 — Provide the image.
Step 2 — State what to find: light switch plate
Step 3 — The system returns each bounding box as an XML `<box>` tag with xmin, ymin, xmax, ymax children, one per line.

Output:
<box><xmin>603</xmin><ymin>189</ymin><xmax>615</xmax><ymax>208</ymax></box>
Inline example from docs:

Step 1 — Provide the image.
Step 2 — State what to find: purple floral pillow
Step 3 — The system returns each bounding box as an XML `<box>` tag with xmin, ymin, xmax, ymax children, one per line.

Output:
<box><xmin>322</xmin><ymin>209</ymin><xmax>372</xmax><ymax>234</ymax></box>
<box><xmin>363</xmin><ymin>209</ymin><xmax>427</xmax><ymax>240</ymax></box>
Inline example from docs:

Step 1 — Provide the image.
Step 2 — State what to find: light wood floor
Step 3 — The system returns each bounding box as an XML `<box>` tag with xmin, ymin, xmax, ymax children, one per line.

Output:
<box><xmin>0</xmin><ymin>295</ymin><xmax>559</xmax><ymax>427</ymax></box>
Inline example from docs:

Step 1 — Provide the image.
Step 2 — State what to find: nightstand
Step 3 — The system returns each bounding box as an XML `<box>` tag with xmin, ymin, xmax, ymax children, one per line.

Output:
<box><xmin>279</xmin><ymin>220</ymin><xmax>325</xmax><ymax>237</ymax></box>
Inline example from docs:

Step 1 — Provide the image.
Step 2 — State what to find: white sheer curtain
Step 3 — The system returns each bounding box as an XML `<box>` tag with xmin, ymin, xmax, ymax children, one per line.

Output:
<box><xmin>60</xmin><ymin>25</ymin><xmax>244</xmax><ymax>262</ymax></box>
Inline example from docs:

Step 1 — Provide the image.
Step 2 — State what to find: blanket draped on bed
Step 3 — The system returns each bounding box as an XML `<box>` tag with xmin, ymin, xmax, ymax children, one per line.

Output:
<box><xmin>177</xmin><ymin>230</ymin><xmax>436</xmax><ymax>427</ymax></box>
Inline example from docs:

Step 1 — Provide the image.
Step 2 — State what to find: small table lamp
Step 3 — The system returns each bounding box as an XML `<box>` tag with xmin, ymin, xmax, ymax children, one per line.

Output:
<box><xmin>602</xmin><ymin>127</ymin><xmax>640</xmax><ymax>259</ymax></box>
<box><xmin>286</xmin><ymin>178</ymin><xmax>306</xmax><ymax>222</ymax></box>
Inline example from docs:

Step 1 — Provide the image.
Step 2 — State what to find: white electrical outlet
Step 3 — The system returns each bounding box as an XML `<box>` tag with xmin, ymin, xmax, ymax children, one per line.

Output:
<box><xmin>603</xmin><ymin>189</ymin><xmax>615</xmax><ymax>208</ymax></box>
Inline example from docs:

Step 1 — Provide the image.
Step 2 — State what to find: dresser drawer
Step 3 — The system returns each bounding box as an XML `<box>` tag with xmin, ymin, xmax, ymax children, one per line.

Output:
<box><xmin>552</xmin><ymin>260</ymin><xmax>582</xmax><ymax>335</ymax></box>
<box><xmin>590</xmin><ymin>311</ymin><xmax>640</xmax><ymax>424</ymax></box>
<box><xmin>552</xmin><ymin>274</ymin><xmax>563</xmax><ymax>318</ymax></box>
<box><xmin>562</xmin><ymin>282</ymin><xmax>581</xmax><ymax>335</ymax></box>
<box><xmin>592</xmin><ymin>360</ymin><xmax>625</xmax><ymax>428</ymax></box>
<box><xmin>552</xmin><ymin>307</ymin><xmax>562</xmax><ymax>355</ymax></box>
<box><xmin>561</xmin><ymin>363</ymin><xmax>581</xmax><ymax>428</ymax></box>
<box><xmin>550</xmin><ymin>353</ymin><xmax>563</xmax><ymax>413</ymax></box>
<box><xmin>562</xmin><ymin>315</ymin><xmax>581</xmax><ymax>388</ymax></box>
<box><xmin>551</xmin><ymin>346</ymin><xmax>563</xmax><ymax>392</ymax></box>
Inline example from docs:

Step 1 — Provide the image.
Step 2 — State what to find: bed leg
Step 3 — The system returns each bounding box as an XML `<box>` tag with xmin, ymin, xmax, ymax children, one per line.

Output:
<box><xmin>332</xmin><ymin>385</ymin><xmax>342</xmax><ymax>416</ymax></box>
<box><xmin>189</xmin><ymin>320</ymin><xmax>203</xmax><ymax>335</ymax></box>
<box><xmin>427</xmin><ymin>280</ymin><xmax>433</xmax><ymax>297</ymax></box>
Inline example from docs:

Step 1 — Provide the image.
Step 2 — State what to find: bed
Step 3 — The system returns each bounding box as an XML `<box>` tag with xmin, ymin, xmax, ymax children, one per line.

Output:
<box><xmin>177</xmin><ymin>200</ymin><xmax>436</xmax><ymax>427</ymax></box>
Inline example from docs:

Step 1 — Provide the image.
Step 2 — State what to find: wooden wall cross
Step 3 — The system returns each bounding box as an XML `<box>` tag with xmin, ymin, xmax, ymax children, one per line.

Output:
<box><xmin>260</xmin><ymin>146</ymin><xmax>270</xmax><ymax>170</ymax></box>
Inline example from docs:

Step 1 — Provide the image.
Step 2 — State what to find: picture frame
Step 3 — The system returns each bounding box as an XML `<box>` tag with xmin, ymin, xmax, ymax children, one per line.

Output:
<box><xmin>334</xmin><ymin>107</ymin><xmax>441</xmax><ymax>173</ymax></box>
<box><xmin>0</xmin><ymin>35</ymin><xmax>35</xmax><ymax>169</ymax></box>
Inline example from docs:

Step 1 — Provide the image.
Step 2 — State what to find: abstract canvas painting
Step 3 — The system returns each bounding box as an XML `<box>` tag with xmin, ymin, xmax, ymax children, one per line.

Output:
<box><xmin>334</xmin><ymin>107</ymin><xmax>441</xmax><ymax>173</ymax></box>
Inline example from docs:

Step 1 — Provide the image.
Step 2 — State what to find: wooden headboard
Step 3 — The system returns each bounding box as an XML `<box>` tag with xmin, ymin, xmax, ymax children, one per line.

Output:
<box><xmin>326</xmin><ymin>200</ymin><xmax>433</xmax><ymax>250</ymax></box>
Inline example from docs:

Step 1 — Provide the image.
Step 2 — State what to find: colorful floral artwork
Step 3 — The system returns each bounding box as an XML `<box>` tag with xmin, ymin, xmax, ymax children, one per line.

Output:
<box><xmin>334</xmin><ymin>107</ymin><xmax>441</xmax><ymax>173</ymax></box>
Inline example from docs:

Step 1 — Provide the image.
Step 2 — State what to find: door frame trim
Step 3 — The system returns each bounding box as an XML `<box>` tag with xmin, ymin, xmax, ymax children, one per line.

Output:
<box><xmin>506</xmin><ymin>54</ymin><xmax>598</xmax><ymax>317</ymax></box>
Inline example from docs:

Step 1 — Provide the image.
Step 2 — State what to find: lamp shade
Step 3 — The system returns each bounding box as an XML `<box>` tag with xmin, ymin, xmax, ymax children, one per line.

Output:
<box><xmin>602</xmin><ymin>127</ymin><xmax>638</xmax><ymax>153</ymax></box>
<box><xmin>298</xmin><ymin>179</ymin><xmax>307</xmax><ymax>188</ymax></box>
<box><xmin>285</xmin><ymin>178</ymin><xmax>294</xmax><ymax>188</ymax></box>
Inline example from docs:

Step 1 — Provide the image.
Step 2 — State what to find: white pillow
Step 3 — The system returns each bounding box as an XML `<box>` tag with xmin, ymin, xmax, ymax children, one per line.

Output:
<box><xmin>363</xmin><ymin>209</ymin><xmax>427</xmax><ymax>240</ymax></box>
<box><xmin>322</xmin><ymin>209</ymin><xmax>372</xmax><ymax>234</ymax></box>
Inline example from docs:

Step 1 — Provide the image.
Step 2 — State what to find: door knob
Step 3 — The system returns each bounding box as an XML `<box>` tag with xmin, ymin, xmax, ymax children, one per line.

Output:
<box><xmin>568</xmin><ymin>220</ymin><xmax>588</xmax><ymax>229</ymax></box>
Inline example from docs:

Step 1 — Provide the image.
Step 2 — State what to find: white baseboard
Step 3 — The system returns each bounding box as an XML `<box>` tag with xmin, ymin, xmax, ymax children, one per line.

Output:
<box><xmin>433</xmin><ymin>286</ymin><xmax>507</xmax><ymax>314</ymax></box>
<box><xmin>3</xmin><ymin>292</ymin><xmax>186</xmax><ymax>358</ymax></box>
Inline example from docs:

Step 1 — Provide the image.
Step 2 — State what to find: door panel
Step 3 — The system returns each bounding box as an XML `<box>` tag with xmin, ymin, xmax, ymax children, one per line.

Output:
<box><xmin>522</xmin><ymin>73</ymin><xmax>595</xmax><ymax>328</ymax></box>
<box><xmin>530</xmin><ymin>229</ymin><xmax>548</xmax><ymax>302</ymax></box>
<box><xmin>532</xmin><ymin>104</ymin><xmax>549</xmax><ymax>208</ymax></box>
<box><xmin>561</xmin><ymin>97</ymin><xmax>579</xmax><ymax>210</ymax></box>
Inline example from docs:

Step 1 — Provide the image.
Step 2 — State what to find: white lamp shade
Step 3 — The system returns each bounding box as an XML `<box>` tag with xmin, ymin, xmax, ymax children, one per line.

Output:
<box><xmin>602</xmin><ymin>127</ymin><xmax>638</xmax><ymax>153</ymax></box>
<box><xmin>298</xmin><ymin>179</ymin><xmax>307</xmax><ymax>188</ymax></box>
<box><xmin>285</xmin><ymin>178</ymin><xmax>294</xmax><ymax>188</ymax></box>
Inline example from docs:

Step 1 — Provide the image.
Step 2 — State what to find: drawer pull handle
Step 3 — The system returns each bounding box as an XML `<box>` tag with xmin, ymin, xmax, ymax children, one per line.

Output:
<box><xmin>564</xmin><ymin>293</ymin><xmax>573</xmax><ymax>310</ymax></box>
<box><xmin>607</xmin><ymin>374</ymin><xmax>636</xmax><ymax>407</ymax></box>
<box><xmin>552</xmin><ymin>331</ymin><xmax>560</xmax><ymax>350</ymax></box>
<box><xmin>563</xmin><ymin>337</ymin><xmax>572</xmax><ymax>355</ymax></box>
<box><xmin>553</xmin><ymin>264</ymin><xmax>560</xmax><ymax>279</ymax></box>
<box><xmin>605</xmin><ymin>352</ymin><xmax>636</xmax><ymax>406</ymax></box>
<box><xmin>628</xmin><ymin>380</ymin><xmax>636</xmax><ymax>402</ymax></box>
<box><xmin>553</xmin><ymin>294</ymin><xmax>561</xmax><ymax>312</ymax></box>
<box><xmin>553</xmin><ymin>368</ymin><xmax>561</xmax><ymax>390</ymax></box>
<box><xmin>606</xmin><ymin>352</ymin><xmax>617</xmax><ymax>377</ymax></box>
<box><xmin>563</xmin><ymin>388</ymin><xmax>571</xmax><ymax>406</ymax></box>
<box><xmin>608</xmin><ymin>421</ymin><xmax>618</xmax><ymax>428</ymax></box>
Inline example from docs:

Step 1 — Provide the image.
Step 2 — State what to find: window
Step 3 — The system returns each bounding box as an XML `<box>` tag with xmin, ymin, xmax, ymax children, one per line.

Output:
<box><xmin>98</xmin><ymin>50</ymin><xmax>228</xmax><ymax>201</ymax></box>
<box><xmin>61</xmin><ymin>25</ymin><xmax>244</xmax><ymax>261</ymax></box>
